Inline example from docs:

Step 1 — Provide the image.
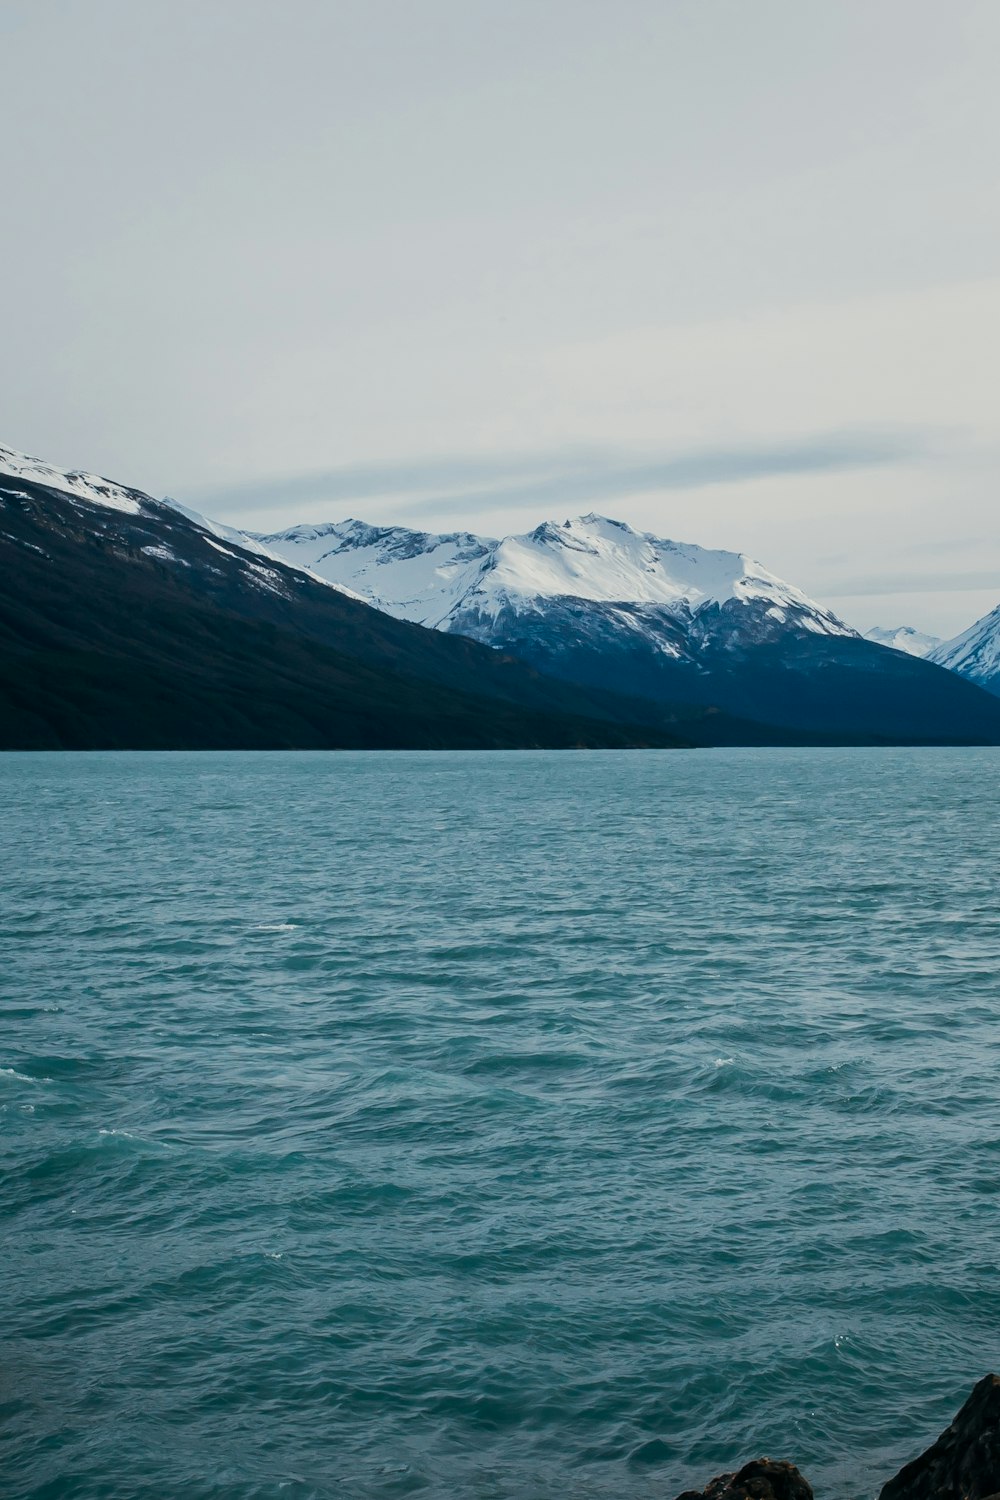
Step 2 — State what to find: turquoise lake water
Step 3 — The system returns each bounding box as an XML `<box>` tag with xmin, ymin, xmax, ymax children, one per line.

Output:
<box><xmin>3</xmin><ymin>748</ymin><xmax>1000</xmax><ymax>1499</ymax></box>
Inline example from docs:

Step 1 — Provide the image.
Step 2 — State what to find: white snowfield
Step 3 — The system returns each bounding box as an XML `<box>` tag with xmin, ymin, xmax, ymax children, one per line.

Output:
<box><xmin>165</xmin><ymin>497</ymin><xmax>283</xmax><ymax>561</ymax></box>
<box><xmin>931</xmin><ymin>606</ymin><xmax>1000</xmax><ymax>682</ymax></box>
<box><xmin>864</xmin><ymin>625</ymin><xmax>942</xmax><ymax>659</ymax></box>
<box><xmin>0</xmin><ymin>443</ymin><xmax>363</xmax><ymax>600</ymax></box>
<box><xmin>165</xmin><ymin>502</ymin><xmax>367</xmax><ymax>599</ymax></box>
<box><xmin>256</xmin><ymin>512</ymin><xmax>856</xmax><ymax>638</ymax></box>
<box><xmin>0</xmin><ymin>442</ymin><xmax>145</xmax><ymax>516</ymax></box>
<box><xmin>253</xmin><ymin>521</ymin><xmax>494</xmax><ymax>626</ymax></box>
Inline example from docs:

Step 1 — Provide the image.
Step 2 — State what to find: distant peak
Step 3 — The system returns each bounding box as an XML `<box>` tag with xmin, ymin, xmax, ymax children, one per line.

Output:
<box><xmin>529</xmin><ymin>520</ymin><xmax>568</xmax><ymax>542</ymax></box>
<box><xmin>865</xmin><ymin>624</ymin><xmax>942</xmax><ymax>659</ymax></box>
<box><xmin>577</xmin><ymin>512</ymin><xmax>632</xmax><ymax>530</ymax></box>
<box><xmin>218</xmin><ymin>502</ymin><xmax>854</xmax><ymax>642</ymax></box>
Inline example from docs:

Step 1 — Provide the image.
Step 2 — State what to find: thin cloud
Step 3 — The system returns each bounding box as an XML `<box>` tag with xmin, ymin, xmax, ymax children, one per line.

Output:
<box><xmin>203</xmin><ymin>427</ymin><xmax>924</xmax><ymax>523</ymax></box>
<box><xmin>201</xmin><ymin>448</ymin><xmax>607</xmax><ymax>513</ymax></box>
<box><xmin>823</xmin><ymin>570</ymin><xmax>1000</xmax><ymax>597</ymax></box>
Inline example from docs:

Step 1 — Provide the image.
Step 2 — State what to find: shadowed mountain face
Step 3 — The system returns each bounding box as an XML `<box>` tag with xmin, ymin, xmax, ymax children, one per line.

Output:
<box><xmin>0</xmin><ymin>460</ymin><xmax>710</xmax><ymax>750</ymax></box>
<box><xmin>259</xmin><ymin>515</ymin><xmax>1000</xmax><ymax>746</ymax></box>
<box><xmin>931</xmin><ymin>605</ymin><xmax>1000</xmax><ymax>698</ymax></box>
<box><xmin>5</xmin><ymin>440</ymin><xmax>1000</xmax><ymax>749</ymax></box>
<box><xmin>460</xmin><ymin>593</ymin><xmax>1000</xmax><ymax>743</ymax></box>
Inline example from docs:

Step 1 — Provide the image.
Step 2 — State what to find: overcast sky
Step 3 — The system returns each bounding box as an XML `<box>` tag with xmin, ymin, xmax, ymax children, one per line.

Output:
<box><xmin>4</xmin><ymin>0</ymin><xmax>999</xmax><ymax>636</ymax></box>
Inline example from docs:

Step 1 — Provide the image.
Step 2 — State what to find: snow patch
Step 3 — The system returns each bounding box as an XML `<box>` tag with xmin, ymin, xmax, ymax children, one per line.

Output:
<box><xmin>141</xmin><ymin>543</ymin><xmax>183</xmax><ymax>564</ymax></box>
<box><xmin>242</xmin><ymin>560</ymin><xmax>290</xmax><ymax>596</ymax></box>
<box><xmin>2</xmin><ymin>531</ymin><xmax>47</xmax><ymax>555</ymax></box>
<box><xmin>0</xmin><ymin>443</ymin><xmax>144</xmax><ymax>515</ymax></box>
<box><xmin>204</xmin><ymin>538</ymin><xmax>239</xmax><ymax>560</ymax></box>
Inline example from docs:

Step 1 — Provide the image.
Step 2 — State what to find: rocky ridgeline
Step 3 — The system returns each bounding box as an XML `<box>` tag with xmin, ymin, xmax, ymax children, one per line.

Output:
<box><xmin>674</xmin><ymin>1375</ymin><xmax>1000</xmax><ymax>1500</ymax></box>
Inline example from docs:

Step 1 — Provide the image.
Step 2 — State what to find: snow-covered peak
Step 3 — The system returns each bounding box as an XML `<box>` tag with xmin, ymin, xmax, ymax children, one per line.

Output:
<box><xmin>480</xmin><ymin>513</ymin><xmax>835</xmax><ymax>618</ymax></box>
<box><xmin>253</xmin><ymin>520</ymin><xmax>495</xmax><ymax>627</ymax></box>
<box><xmin>0</xmin><ymin>442</ymin><xmax>145</xmax><ymax>515</ymax></box>
<box><xmin>865</xmin><ymin>625</ymin><xmax>942</xmax><ymax>658</ymax></box>
<box><xmin>258</xmin><ymin>511</ymin><xmax>854</xmax><ymax>639</ymax></box>
<box><xmin>0</xmin><ymin>440</ymin><xmax>266</xmax><ymax>553</ymax></box>
<box><xmin>0</xmin><ymin>440</ymin><xmax>367</xmax><ymax>599</ymax></box>
<box><xmin>930</xmin><ymin>605</ymin><xmax>1000</xmax><ymax>685</ymax></box>
<box><xmin>1</xmin><ymin>437</ymin><xmax>856</xmax><ymax>652</ymax></box>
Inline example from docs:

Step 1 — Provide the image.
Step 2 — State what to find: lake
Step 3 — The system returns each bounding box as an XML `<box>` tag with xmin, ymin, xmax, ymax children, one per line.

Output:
<box><xmin>3</xmin><ymin>749</ymin><xmax>1000</xmax><ymax>1499</ymax></box>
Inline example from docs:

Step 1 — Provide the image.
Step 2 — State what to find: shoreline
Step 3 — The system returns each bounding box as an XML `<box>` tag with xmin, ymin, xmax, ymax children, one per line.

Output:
<box><xmin>675</xmin><ymin>1376</ymin><xmax>1000</xmax><ymax>1500</ymax></box>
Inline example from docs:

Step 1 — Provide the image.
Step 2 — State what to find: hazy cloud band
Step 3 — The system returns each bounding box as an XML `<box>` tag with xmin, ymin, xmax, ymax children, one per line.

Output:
<box><xmin>203</xmin><ymin>428</ymin><xmax>923</xmax><ymax>523</ymax></box>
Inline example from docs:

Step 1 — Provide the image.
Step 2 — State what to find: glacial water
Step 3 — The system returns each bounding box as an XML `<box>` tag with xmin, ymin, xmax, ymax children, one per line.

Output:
<box><xmin>3</xmin><ymin>748</ymin><xmax>1000</xmax><ymax>1500</ymax></box>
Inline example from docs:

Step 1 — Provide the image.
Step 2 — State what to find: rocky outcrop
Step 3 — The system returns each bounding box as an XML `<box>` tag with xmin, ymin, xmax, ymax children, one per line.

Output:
<box><xmin>879</xmin><ymin>1374</ymin><xmax>1000</xmax><ymax>1500</ymax></box>
<box><xmin>674</xmin><ymin>1458</ymin><xmax>813</xmax><ymax>1500</ymax></box>
<box><xmin>672</xmin><ymin>1375</ymin><xmax>1000</xmax><ymax>1500</ymax></box>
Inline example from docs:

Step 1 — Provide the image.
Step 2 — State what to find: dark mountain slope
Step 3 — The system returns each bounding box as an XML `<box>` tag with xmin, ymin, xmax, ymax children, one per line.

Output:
<box><xmin>7</xmin><ymin>448</ymin><xmax>994</xmax><ymax>749</ymax></box>
<box><xmin>0</xmin><ymin>473</ymin><xmax>702</xmax><ymax>750</ymax></box>
<box><xmin>261</xmin><ymin>511</ymin><xmax>1000</xmax><ymax>745</ymax></box>
<box><xmin>478</xmin><ymin>595</ymin><xmax>1000</xmax><ymax>745</ymax></box>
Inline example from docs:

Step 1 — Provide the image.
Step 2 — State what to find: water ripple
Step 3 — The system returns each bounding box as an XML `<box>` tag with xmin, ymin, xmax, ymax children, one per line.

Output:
<box><xmin>3</xmin><ymin>748</ymin><xmax>1000</xmax><ymax>1499</ymax></box>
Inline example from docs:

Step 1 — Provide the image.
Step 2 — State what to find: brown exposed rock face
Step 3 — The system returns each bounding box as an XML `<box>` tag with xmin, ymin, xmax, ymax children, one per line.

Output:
<box><xmin>673</xmin><ymin>1457</ymin><xmax>814</xmax><ymax>1500</ymax></box>
<box><xmin>879</xmin><ymin>1374</ymin><xmax>1000</xmax><ymax>1500</ymax></box>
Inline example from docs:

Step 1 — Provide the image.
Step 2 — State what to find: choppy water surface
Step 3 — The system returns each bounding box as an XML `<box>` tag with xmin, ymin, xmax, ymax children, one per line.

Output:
<box><xmin>3</xmin><ymin>749</ymin><xmax>1000</xmax><ymax>1500</ymax></box>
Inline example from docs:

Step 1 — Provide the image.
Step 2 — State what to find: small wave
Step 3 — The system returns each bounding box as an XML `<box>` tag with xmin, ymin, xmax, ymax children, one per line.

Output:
<box><xmin>713</xmin><ymin>1056</ymin><xmax>736</xmax><ymax>1068</ymax></box>
<box><xmin>252</xmin><ymin>923</ymin><xmax>299</xmax><ymax>933</ymax></box>
<box><xmin>0</xmin><ymin>1066</ymin><xmax>51</xmax><ymax>1084</ymax></box>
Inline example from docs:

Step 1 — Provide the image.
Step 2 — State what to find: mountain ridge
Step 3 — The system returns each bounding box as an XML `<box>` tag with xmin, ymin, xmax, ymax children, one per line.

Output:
<box><xmin>5</xmin><ymin>439</ymin><xmax>1000</xmax><ymax>746</ymax></box>
<box><xmin>0</xmin><ymin>445</ymin><xmax>706</xmax><ymax>750</ymax></box>
<box><xmin>4</xmin><ymin>441</ymin><xmax>830</xmax><ymax>750</ymax></box>
<box><xmin>931</xmin><ymin>605</ymin><xmax>1000</xmax><ymax>696</ymax></box>
<box><xmin>254</xmin><ymin>511</ymin><xmax>855</xmax><ymax>646</ymax></box>
<box><xmin>257</xmin><ymin>511</ymin><xmax>1000</xmax><ymax>744</ymax></box>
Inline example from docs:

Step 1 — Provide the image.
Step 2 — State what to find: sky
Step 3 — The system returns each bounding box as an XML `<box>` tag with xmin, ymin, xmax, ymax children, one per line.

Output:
<box><xmin>3</xmin><ymin>0</ymin><xmax>1000</xmax><ymax>638</ymax></box>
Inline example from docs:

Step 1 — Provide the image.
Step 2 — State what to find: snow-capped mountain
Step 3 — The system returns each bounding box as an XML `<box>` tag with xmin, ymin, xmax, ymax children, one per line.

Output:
<box><xmin>0</xmin><ymin>443</ymin><xmax>152</xmax><ymax>516</ymax></box>
<box><xmin>0</xmin><ymin>441</ymin><xmax>371</xmax><ymax>590</ymax></box>
<box><xmin>0</xmin><ymin>442</ymin><xmax>306</xmax><ymax>581</ymax></box>
<box><xmin>254</xmin><ymin>513</ymin><xmax>856</xmax><ymax>655</ymax></box>
<box><xmin>930</xmin><ymin>606</ymin><xmax>1000</xmax><ymax>697</ymax></box>
<box><xmin>864</xmin><ymin>625</ymin><xmax>942</xmax><ymax>658</ymax></box>
<box><xmin>254</xmin><ymin>513</ymin><xmax>1000</xmax><ymax>742</ymax></box>
<box><xmin>0</xmin><ymin>442</ymin><xmax>700</xmax><ymax>750</ymax></box>
<box><xmin>7</xmin><ymin>435</ymin><xmax>1000</xmax><ymax>746</ymax></box>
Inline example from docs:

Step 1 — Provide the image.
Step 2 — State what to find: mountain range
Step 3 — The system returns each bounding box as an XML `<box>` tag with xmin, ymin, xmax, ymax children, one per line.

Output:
<box><xmin>255</xmin><ymin>513</ymin><xmax>1000</xmax><ymax>741</ymax></box>
<box><xmin>0</xmin><ymin>446</ymin><xmax>740</xmax><ymax>750</ymax></box>
<box><xmin>3</xmin><ymin>440</ymin><xmax>1000</xmax><ymax>748</ymax></box>
<box><xmin>863</xmin><ymin>625</ymin><xmax>942</xmax><ymax>658</ymax></box>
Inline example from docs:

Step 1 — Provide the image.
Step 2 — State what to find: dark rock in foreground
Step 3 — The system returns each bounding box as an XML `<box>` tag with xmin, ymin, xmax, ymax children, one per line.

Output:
<box><xmin>673</xmin><ymin>1375</ymin><xmax>1000</xmax><ymax>1500</ymax></box>
<box><xmin>879</xmin><ymin>1374</ymin><xmax>1000</xmax><ymax>1500</ymax></box>
<box><xmin>674</xmin><ymin>1458</ymin><xmax>813</xmax><ymax>1500</ymax></box>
